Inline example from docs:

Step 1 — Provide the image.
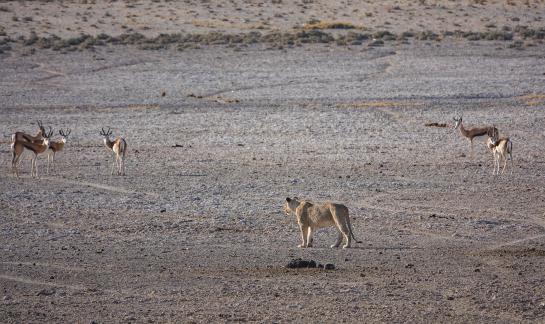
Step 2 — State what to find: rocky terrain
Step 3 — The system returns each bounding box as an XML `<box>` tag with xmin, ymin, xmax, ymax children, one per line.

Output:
<box><xmin>1</xmin><ymin>1</ymin><xmax>545</xmax><ymax>323</ymax></box>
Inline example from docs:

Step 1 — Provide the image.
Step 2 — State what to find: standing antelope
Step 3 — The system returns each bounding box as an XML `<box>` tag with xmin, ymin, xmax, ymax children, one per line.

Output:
<box><xmin>10</xmin><ymin>120</ymin><xmax>46</xmax><ymax>165</ymax></box>
<box><xmin>11</xmin><ymin>127</ymin><xmax>53</xmax><ymax>178</ymax></box>
<box><xmin>100</xmin><ymin>127</ymin><xmax>127</xmax><ymax>176</ymax></box>
<box><xmin>453</xmin><ymin>116</ymin><xmax>498</xmax><ymax>158</ymax></box>
<box><xmin>11</xmin><ymin>120</ymin><xmax>46</xmax><ymax>144</ymax></box>
<box><xmin>486</xmin><ymin>128</ymin><xmax>513</xmax><ymax>175</ymax></box>
<box><xmin>47</xmin><ymin>129</ymin><xmax>71</xmax><ymax>174</ymax></box>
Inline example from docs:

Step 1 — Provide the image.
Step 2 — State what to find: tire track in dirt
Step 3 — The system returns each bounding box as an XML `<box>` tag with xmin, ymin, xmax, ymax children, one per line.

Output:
<box><xmin>0</xmin><ymin>274</ymin><xmax>87</xmax><ymax>291</ymax></box>
<box><xmin>31</xmin><ymin>59</ymin><xmax>156</xmax><ymax>83</ymax></box>
<box><xmin>43</xmin><ymin>177</ymin><xmax>159</xmax><ymax>197</ymax></box>
<box><xmin>202</xmin><ymin>50</ymin><xmax>398</xmax><ymax>98</ymax></box>
<box><xmin>1</xmin><ymin>261</ymin><xmax>88</xmax><ymax>273</ymax></box>
<box><xmin>485</xmin><ymin>233</ymin><xmax>545</xmax><ymax>250</ymax></box>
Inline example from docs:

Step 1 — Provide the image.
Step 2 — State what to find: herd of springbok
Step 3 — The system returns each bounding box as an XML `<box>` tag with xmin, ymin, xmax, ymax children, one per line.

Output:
<box><xmin>8</xmin><ymin>116</ymin><xmax>512</xmax><ymax>178</ymax></box>
<box><xmin>9</xmin><ymin>121</ymin><xmax>127</xmax><ymax>178</ymax></box>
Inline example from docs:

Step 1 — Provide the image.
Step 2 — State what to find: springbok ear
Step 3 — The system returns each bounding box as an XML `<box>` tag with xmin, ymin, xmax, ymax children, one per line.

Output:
<box><xmin>286</xmin><ymin>197</ymin><xmax>291</xmax><ymax>202</ymax></box>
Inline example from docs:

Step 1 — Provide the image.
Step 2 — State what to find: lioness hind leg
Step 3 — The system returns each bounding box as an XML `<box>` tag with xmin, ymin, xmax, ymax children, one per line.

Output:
<box><xmin>331</xmin><ymin>232</ymin><xmax>343</xmax><ymax>248</ymax></box>
<box><xmin>331</xmin><ymin>207</ymin><xmax>352</xmax><ymax>248</ymax></box>
<box><xmin>341</xmin><ymin>230</ymin><xmax>351</xmax><ymax>249</ymax></box>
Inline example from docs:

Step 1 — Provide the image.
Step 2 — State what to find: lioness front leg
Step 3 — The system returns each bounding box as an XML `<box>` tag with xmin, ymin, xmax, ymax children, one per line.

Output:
<box><xmin>298</xmin><ymin>225</ymin><xmax>308</xmax><ymax>248</ymax></box>
<box><xmin>306</xmin><ymin>227</ymin><xmax>314</xmax><ymax>247</ymax></box>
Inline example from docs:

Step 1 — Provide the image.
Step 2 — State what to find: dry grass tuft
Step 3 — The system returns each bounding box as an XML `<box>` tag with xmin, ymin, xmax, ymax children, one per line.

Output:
<box><xmin>302</xmin><ymin>20</ymin><xmax>363</xmax><ymax>30</ymax></box>
<box><xmin>519</xmin><ymin>93</ymin><xmax>545</xmax><ymax>106</ymax></box>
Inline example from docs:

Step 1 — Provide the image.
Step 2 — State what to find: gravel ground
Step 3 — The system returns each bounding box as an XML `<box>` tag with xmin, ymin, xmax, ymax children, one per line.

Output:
<box><xmin>2</xmin><ymin>42</ymin><xmax>545</xmax><ymax>323</ymax></box>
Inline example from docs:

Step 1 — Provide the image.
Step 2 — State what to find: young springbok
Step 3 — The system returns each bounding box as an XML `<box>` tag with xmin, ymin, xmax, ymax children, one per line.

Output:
<box><xmin>100</xmin><ymin>127</ymin><xmax>127</xmax><ymax>176</ymax></box>
<box><xmin>453</xmin><ymin>116</ymin><xmax>498</xmax><ymax>158</ymax></box>
<box><xmin>47</xmin><ymin>129</ymin><xmax>71</xmax><ymax>174</ymax></box>
<box><xmin>11</xmin><ymin>127</ymin><xmax>53</xmax><ymax>178</ymax></box>
<box><xmin>486</xmin><ymin>128</ymin><xmax>513</xmax><ymax>175</ymax></box>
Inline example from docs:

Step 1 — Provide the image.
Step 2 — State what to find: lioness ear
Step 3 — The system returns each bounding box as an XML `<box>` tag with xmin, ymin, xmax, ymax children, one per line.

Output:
<box><xmin>286</xmin><ymin>197</ymin><xmax>291</xmax><ymax>202</ymax></box>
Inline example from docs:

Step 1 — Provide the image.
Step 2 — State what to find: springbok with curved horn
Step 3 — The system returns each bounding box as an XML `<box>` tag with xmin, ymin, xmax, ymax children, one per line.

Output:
<box><xmin>453</xmin><ymin>116</ymin><xmax>498</xmax><ymax>158</ymax></box>
<box><xmin>11</xmin><ymin>120</ymin><xmax>46</xmax><ymax>144</ymax></box>
<box><xmin>47</xmin><ymin>128</ymin><xmax>71</xmax><ymax>174</ymax></box>
<box><xmin>11</xmin><ymin>120</ymin><xmax>46</xmax><ymax>165</ymax></box>
<box><xmin>486</xmin><ymin>127</ymin><xmax>513</xmax><ymax>175</ymax></box>
<box><xmin>100</xmin><ymin>127</ymin><xmax>127</xmax><ymax>176</ymax></box>
<box><xmin>11</xmin><ymin>127</ymin><xmax>53</xmax><ymax>178</ymax></box>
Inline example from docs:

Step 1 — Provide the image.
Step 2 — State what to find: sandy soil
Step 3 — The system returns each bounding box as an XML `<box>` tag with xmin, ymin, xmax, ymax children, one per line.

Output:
<box><xmin>1</xmin><ymin>0</ymin><xmax>544</xmax><ymax>38</ymax></box>
<box><xmin>2</xmin><ymin>1</ymin><xmax>545</xmax><ymax>323</ymax></box>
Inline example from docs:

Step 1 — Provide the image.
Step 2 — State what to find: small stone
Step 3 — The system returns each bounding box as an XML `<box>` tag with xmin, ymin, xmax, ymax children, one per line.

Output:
<box><xmin>37</xmin><ymin>288</ymin><xmax>56</xmax><ymax>296</ymax></box>
<box><xmin>324</xmin><ymin>263</ymin><xmax>335</xmax><ymax>270</ymax></box>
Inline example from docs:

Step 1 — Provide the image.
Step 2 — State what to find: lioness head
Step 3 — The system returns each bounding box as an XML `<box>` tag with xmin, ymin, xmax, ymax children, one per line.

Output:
<box><xmin>284</xmin><ymin>197</ymin><xmax>300</xmax><ymax>215</ymax></box>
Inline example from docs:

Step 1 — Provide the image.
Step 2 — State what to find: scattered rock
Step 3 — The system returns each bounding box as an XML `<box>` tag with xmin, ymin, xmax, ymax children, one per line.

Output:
<box><xmin>424</xmin><ymin>122</ymin><xmax>448</xmax><ymax>128</ymax></box>
<box><xmin>405</xmin><ymin>263</ymin><xmax>414</xmax><ymax>269</ymax></box>
<box><xmin>324</xmin><ymin>263</ymin><xmax>335</xmax><ymax>270</ymax></box>
<box><xmin>286</xmin><ymin>258</ymin><xmax>317</xmax><ymax>268</ymax></box>
<box><xmin>161</xmin><ymin>91</ymin><xmax>166</xmax><ymax>97</ymax></box>
<box><xmin>172</xmin><ymin>144</ymin><xmax>184</xmax><ymax>148</ymax></box>
<box><xmin>37</xmin><ymin>288</ymin><xmax>56</xmax><ymax>296</ymax></box>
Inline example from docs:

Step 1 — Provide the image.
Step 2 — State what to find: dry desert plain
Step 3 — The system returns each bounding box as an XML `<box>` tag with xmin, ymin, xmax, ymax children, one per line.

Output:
<box><xmin>2</xmin><ymin>1</ymin><xmax>545</xmax><ymax>323</ymax></box>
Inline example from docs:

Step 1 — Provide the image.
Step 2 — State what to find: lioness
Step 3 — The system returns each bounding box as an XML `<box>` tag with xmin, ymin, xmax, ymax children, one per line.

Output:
<box><xmin>284</xmin><ymin>197</ymin><xmax>362</xmax><ymax>249</ymax></box>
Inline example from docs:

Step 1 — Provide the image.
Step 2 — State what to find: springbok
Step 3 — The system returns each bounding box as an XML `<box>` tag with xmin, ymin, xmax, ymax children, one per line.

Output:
<box><xmin>486</xmin><ymin>128</ymin><xmax>513</xmax><ymax>175</ymax></box>
<box><xmin>11</xmin><ymin>127</ymin><xmax>53</xmax><ymax>178</ymax></box>
<box><xmin>100</xmin><ymin>127</ymin><xmax>127</xmax><ymax>176</ymax></box>
<box><xmin>47</xmin><ymin>129</ymin><xmax>71</xmax><ymax>174</ymax></box>
<box><xmin>11</xmin><ymin>120</ymin><xmax>46</xmax><ymax>144</ymax></box>
<box><xmin>11</xmin><ymin>120</ymin><xmax>46</xmax><ymax>165</ymax></box>
<box><xmin>453</xmin><ymin>116</ymin><xmax>498</xmax><ymax>158</ymax></box>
